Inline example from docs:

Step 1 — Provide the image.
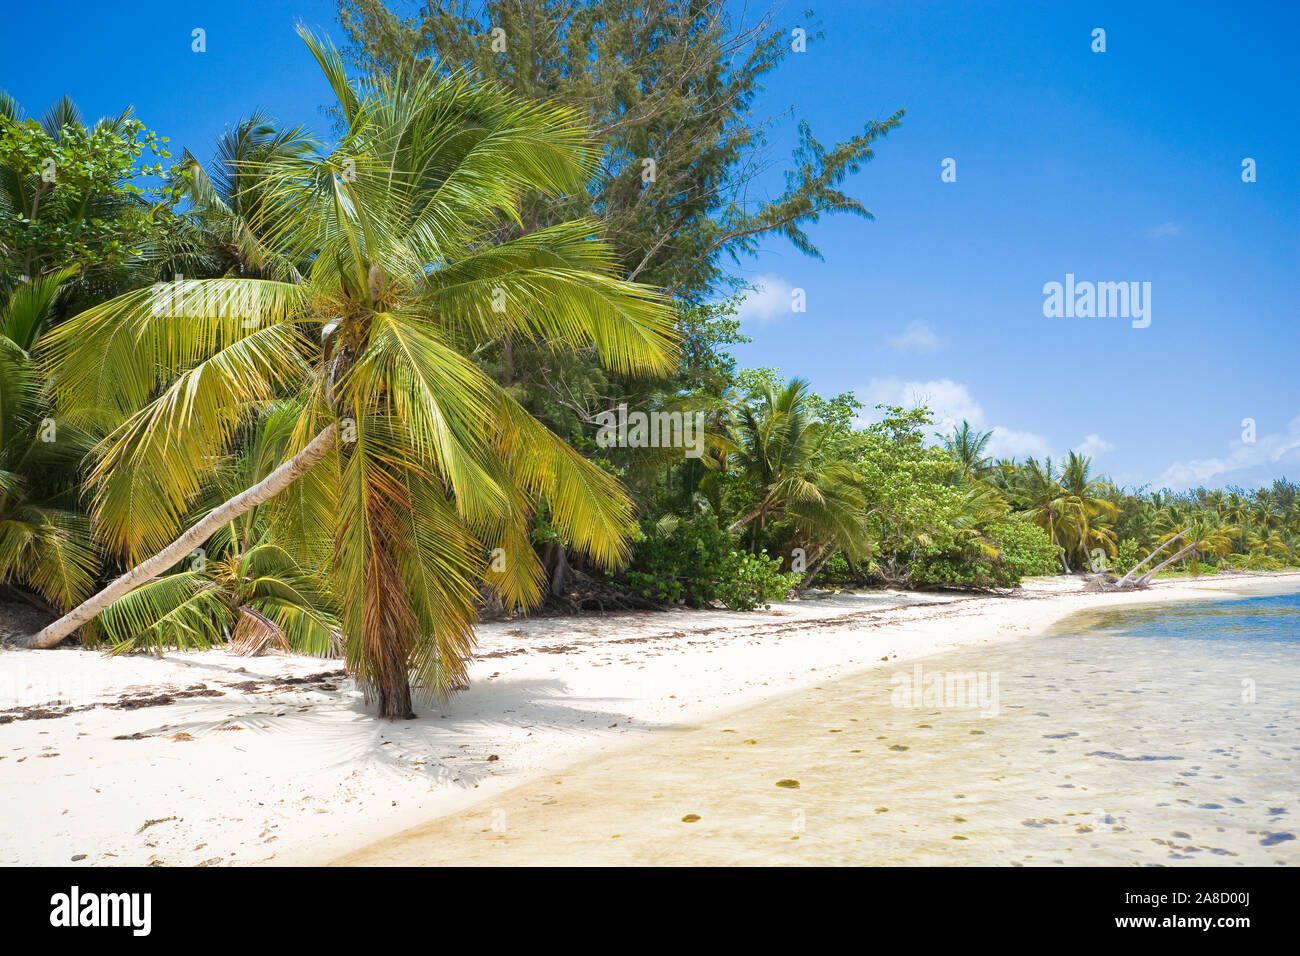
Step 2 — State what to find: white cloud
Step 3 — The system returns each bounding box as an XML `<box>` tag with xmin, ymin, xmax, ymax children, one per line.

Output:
<box><xmin>1146</xmin><ymin>221</ymin><xmax>1180</xmax><ymax>239</ymax></box>
<box><xmin>735</xmin><ymin>274</ymin><xmax>794</xmax><ymax>324</ymax></box>
<box><xmin>861</xmin><ymin>378</ymin><xmax>980</xmax><ymax>430</ymax></box>
<box><xmin>1157</xmin><ymin>415</ymin><xmax>1300</xmax><ymax>489</ymax></box>
<box><xmin>888</xmin><ymin>320</ymin><xmax>944</xmax><ymax>352</ymax></box>
<box><xmin>988</xmin><ymin>426</ymin><xmax>1053</xmax><ymax>460</ymax></box>
<box><xmin>859</xmin><ymin>377</ymin><xmax>1052</xmax><ymax>459</ymax></box>
<box><xmin>1074</xmin><ymin>433</ymin><xmax>1115</xmax><ymax>458</ymax></box>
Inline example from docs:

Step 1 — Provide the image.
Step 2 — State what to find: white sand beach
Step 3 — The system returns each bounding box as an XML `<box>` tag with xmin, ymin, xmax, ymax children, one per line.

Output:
<box><xmin>3</xmin><ymin>572</ymin><xmax>1298</xmax><ymax>867</ymax></box>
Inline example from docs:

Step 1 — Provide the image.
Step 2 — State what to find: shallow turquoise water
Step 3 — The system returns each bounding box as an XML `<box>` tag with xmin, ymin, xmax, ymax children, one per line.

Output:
<box><xmin>1073</xmin><ymin>588</ymin><xmax>1300</xmax><ymax>645</ymax></box>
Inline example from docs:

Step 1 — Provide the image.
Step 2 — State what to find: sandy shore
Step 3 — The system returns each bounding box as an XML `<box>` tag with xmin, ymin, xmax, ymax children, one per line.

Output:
<box><xmin>2</xmin><ymin>571</ymin><xmax>1297</xmax><ymax>866</ymax></box>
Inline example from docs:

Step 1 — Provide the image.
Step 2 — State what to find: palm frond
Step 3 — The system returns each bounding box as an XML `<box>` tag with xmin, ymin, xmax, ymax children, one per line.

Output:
<box><xmin>98</xmin><ymin>571</ymin><xmax>232</xmax><ymax>654</ymax></box>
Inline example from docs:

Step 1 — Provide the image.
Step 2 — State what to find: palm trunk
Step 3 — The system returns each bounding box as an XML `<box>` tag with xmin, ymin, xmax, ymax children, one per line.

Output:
<box><xmin>1048</xmin><ymin>517</ymin><xmax>1071</xmax><ymax>573</ymax></box>
<box><xmin>18</xmin><ymin>424</ymin><xmax>338</xmax><ymax>649</ymax></box>
<box><xmin>541</xmin><ymin>540</ymin><xmax>572</xmax><ymax>597</ymax></box>
<box><xmin>375</xmin><ymin>639</ymin><xmax>414</xmax><ymax>719</ymax></box>
<box><xmin>797</xmin><ymin>546</ymin><xmax>836</xmax><ymax>592</ymax></box>
<box><xmin>1136</xmin><ymin>541</ymin><xmax>1199</xmax><ymax>585</ymax></box>
<box><xmin>1116</xmin><ymin>529</ymin><xmax>1188</xmax><ymax>588</ymax></box>
<box><xmin>728</xmin><ymin>507</ymin><xmax>764</xmax><ymax>533</ymax></box>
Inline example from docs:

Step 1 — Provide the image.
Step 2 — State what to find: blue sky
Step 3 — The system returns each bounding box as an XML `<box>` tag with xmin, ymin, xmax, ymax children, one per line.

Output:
<box><xmin>729</xmin><ymin>0</ymin><xmax>1299</xmax><ymax>493</ymax></box>
<box><xmin>3</xmin><ymin>0</ymin><xmax>1297</xmax><ymax>492</ymax></box>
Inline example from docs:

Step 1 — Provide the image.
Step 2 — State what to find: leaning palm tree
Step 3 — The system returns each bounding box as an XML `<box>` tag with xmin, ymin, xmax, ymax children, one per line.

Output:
<box><xmin>23</xmin><ymin>32</ymin><xmax>677</xmax><ymax>720</ymax></box>
<box><xmin>95</xmin><ymin>404</ymin><xmax>342</xmax><ymax>656</ymax></box>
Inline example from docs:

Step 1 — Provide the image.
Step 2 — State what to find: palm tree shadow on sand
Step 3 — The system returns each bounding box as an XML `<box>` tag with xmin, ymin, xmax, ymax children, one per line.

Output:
<box><xmin>120</xmin><ymin>674</ymin><xmax>694</xmax><ymax>790</ymax></box>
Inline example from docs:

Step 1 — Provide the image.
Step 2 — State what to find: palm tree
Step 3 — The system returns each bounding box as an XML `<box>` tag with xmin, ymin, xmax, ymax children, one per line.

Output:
<box><xmin>24</xmin><ymin>32</ymin><xmax>677</xmax><ymax>720</ymax></box>
<box><xmin>1245</xmin><ymin>525</ymin><xmax>1290</xmax><ymax>568</ymax></box>
<box><xmin>1058</xmin><ymin>451</ymin><xmax>1118</xmax><ymax>569</ymax></box>
<box><xmin>1203</xmin><ymin>489</ymin><xmax>1226</xmax><ymax>516</ymax></box>
<box><xmin>941</xmin><ymin>420</ymin><xmax>993</xmax><ymax>478</ymax></box>
<box><xmin>1013</xmin><ymin>457</ymin><xmax>1071</xmax><ymax>571</ymax></box>
<box><xmin>1006</xmin><ymin>453</ymin><xmax>1116</xmax><ymax>572</ymax></box>
<box><xmin>97</xmin><ymin>532</ymin><xmax>341</xmax><ymax>656</ymax></box>
<box><xmin>162</xmin><ymin>111</ymin><xmax>314</xmax><ymax>281</ymax></box>
<box><xmin>1124</xmin><ymin>499</ymin><xmax>1162</xmax><ymax>551</ymax></box>
<box><xmin>1250</xmin><ymin>499</ymin><xmax>1283</xmax><ymax>532</ymax></box>
<box><xmin>0</xmin><ymin>268</ymin><xmax>98</xmax><ymax>613</ymax></box>
<box><xmin>949</xmin><ymin>479</ymin><xmax>1011</xmax><ymax>559</ymax></box>
<box><xmin>983</xmin><ymin>458</ymin><xmax>1022</xmax><ymax>508</ymax></box>
<box><xmin>726</xmin><ymin>378</ymin><xmax>871</xmax><ymax>580</ymax></box>
<box><xmin>1223</xmin><ymin>491</ymin><xmax>1251</xmax><ymax>551</ymax></box>
<box><xmin>1223</xmin><ymin>491</ymin><xmax>1250</xmax><ymax>524</ymax></box>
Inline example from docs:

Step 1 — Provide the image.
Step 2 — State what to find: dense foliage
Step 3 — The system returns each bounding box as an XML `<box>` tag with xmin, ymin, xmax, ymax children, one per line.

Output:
<box><xmin>0</xmin><ymin>95</ymin><xmax>175</xmax><ymax>308</ymax></box>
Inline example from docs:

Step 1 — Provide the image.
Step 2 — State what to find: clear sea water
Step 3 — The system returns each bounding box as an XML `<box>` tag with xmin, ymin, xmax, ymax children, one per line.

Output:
<box><xmin>377</xmin><ymin>587</ymin><xmax>1300</xmax><ymax>865</ymax></box>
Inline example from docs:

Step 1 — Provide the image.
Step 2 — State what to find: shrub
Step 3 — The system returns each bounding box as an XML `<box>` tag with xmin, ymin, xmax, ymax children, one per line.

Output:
<box><xmin>626</xmin><ymin>514</ymin><xmax>797</xmax><ymax>610</ymax></box>
<box><xmin>713</xmin><ymin>549</ymin><xmax>798</xmax><ymax>611</ymax></box>
<box><xmin>907</xmin><ymin>546</ymin><xmax>1018</xmax><ymax>590</ymax></box>
<box><xmin>985</xmin><ymin>516</ymin><xmax>1062</xmax><ymax>578</ymax></box>
<box><xmin>816</xmin><ymin>551</ymin><xmax>857</xmax><ymax>587</ymax></box>
<box><xmin>1111</xmin><ymin>538</ymin><xmax>1143</xmax><ymax>575</ymax></box>
<box><xmin>907</xmin><ymin>516</ymin><xmax>1061</xmax><ymax>590</ymax></box>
